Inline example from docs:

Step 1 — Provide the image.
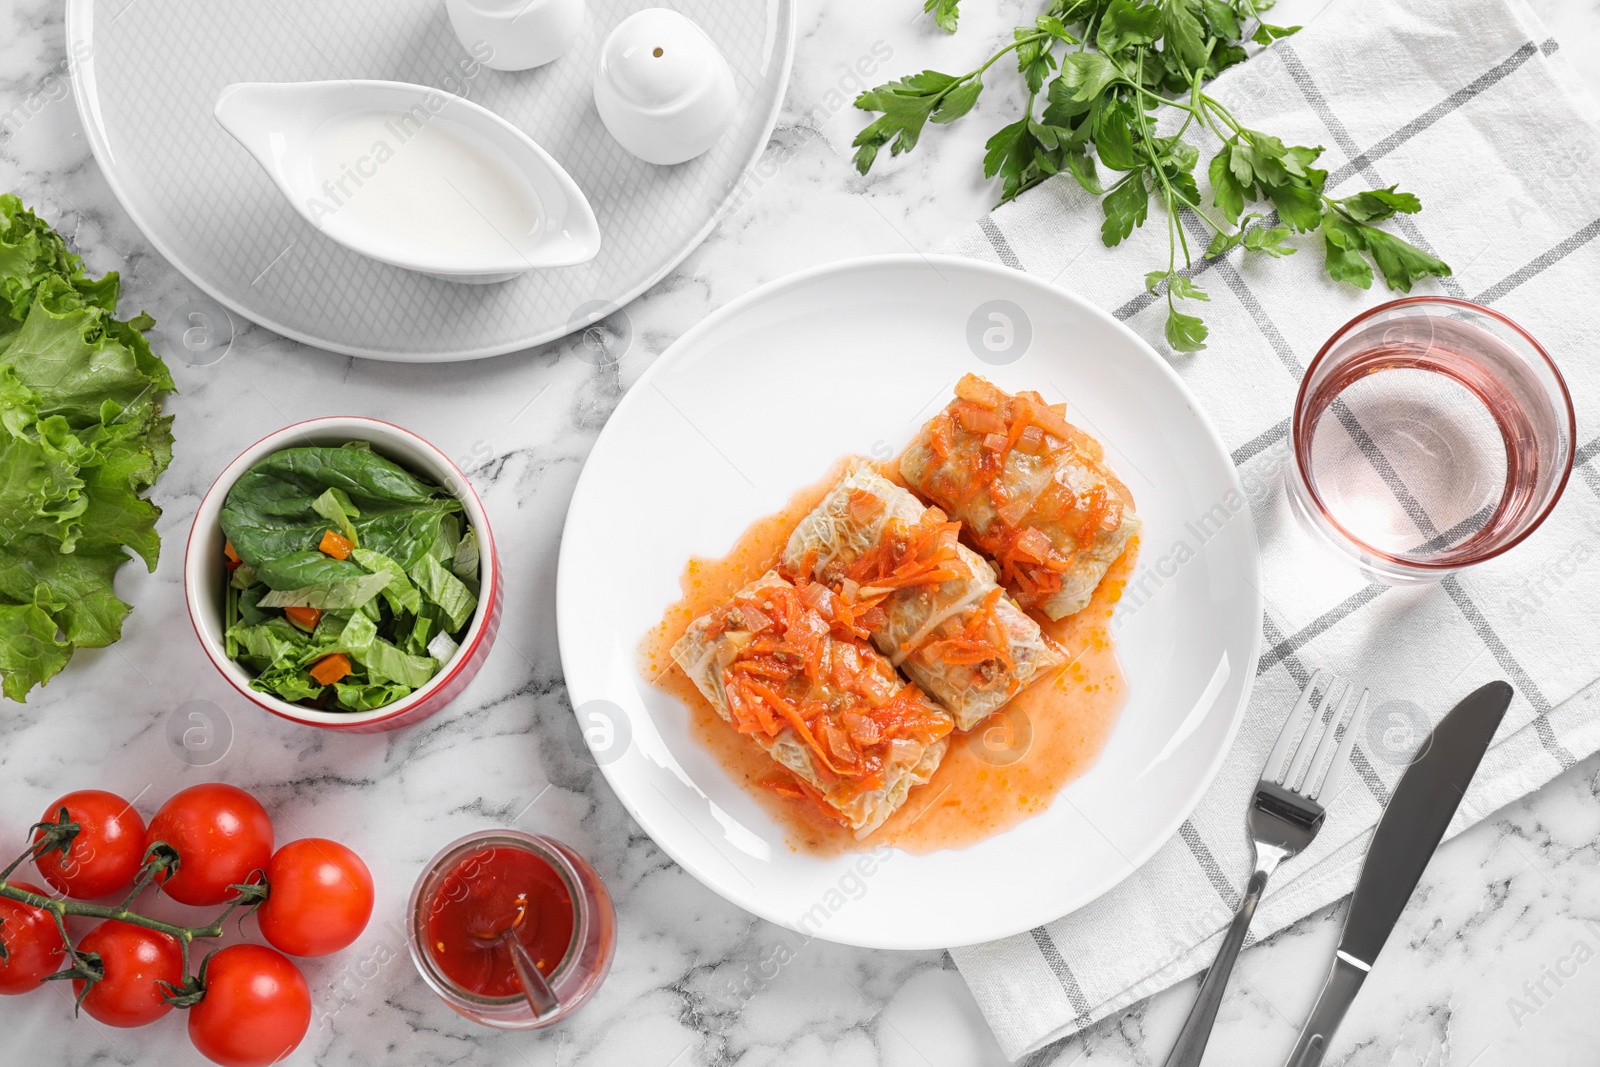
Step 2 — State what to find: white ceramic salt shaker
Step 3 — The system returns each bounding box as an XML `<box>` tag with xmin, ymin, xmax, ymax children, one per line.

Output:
<box><xmin>593</xmin><ymin>9</ymin><xmax>736</xmax><ymax>165</ymax></box>
<box><xmin>445</xmin><ymin>0</ymin><xmax>585</xmax><ymax>72</ymax></box>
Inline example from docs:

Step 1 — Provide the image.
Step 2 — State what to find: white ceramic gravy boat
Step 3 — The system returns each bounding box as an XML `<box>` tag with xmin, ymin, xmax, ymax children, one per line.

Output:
<box><xmin>215</xmin><ymin>80</ymin><xmax>601</xmax><ymax>284</ymax></box>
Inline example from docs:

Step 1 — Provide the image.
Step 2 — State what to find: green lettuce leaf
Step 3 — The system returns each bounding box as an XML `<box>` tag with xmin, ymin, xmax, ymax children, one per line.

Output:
<box><xmin>0</xmin><ymin>195</ymin><xmax>174</xmax><ymax>701</ymax></box>
<box><xmin>350</xmin><ymin>547</ymin><xmax>421</xmax><ymax>615</ymax></box>
<box><xmin>410</xmin><ymin>554</ymin><xmax>477</xmax><ymax>633</ymax></box>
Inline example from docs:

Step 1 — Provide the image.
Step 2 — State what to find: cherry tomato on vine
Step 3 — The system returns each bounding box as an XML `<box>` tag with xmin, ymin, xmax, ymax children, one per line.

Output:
<box><xmin>71</xmin><ymin>920</ymin><xmax>183</xmax><ymax>1028</ymax></box>
<box><xmin>145</xmin><ymin>784</ymin><xmax>273</xmax><ymax>906</ymax></box>
<box><xmin>0</xmin><ymin>882</ymin><xmax>66</xmax><ymax>995</ymax></box>
<box><xmin>32</xmin><ymin>790</ymin><xmax>148</xmax><ymax>900</ymax></box>
<box><xmin>188</xmin><ymin>945</ymin><xmax>310</xmax><ymax>1067</ymax></box>
<box><xmin>255</xmin><ymin>838</ymin><xmax>373</xmax><ymax>957</ymax></box>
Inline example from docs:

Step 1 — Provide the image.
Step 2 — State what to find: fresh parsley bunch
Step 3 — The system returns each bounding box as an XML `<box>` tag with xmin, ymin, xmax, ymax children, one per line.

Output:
<box><xmin>854</xmin><ymin>0</ymin><xmax>1451</xmax><ymax>351</ymax></box>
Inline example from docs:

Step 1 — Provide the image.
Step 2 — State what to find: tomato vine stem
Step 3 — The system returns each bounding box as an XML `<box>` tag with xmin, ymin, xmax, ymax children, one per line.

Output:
<box><xmin>0</xmin><ymin>815</ymin><xmax>269</xmax><ymax>1002</ymax></box>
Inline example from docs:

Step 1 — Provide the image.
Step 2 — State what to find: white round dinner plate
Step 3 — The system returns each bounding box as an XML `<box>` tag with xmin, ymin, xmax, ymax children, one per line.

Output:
<box><xmin>557</xmin><ymin>255</ymin><xmax>1262</xmax><ymax>949</ymax></box>
<box><xmin>65</xmin><ymin>0</ymin><xmax>794</xmax><ymax>360</ymax></box>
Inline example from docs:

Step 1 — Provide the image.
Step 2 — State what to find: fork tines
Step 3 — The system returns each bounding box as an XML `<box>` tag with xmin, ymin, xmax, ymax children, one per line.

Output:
<box><xmin>1262</xmin><ymin>670</ymin><xmax>1371</xmax><ymax>805</ymax></box>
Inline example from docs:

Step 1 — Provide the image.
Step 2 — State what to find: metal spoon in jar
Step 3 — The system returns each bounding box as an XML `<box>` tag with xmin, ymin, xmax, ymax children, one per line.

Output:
<box><xmin>473</xmin><ymin>896</ymin><xmax>559</xmax><ymax>1019</ymax></box>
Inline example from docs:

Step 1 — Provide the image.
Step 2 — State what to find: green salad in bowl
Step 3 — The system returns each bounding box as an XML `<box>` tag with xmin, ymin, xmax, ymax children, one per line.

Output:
<box><xmin>220</xmin><ymin>442</ymin><xmax>481</xmax><ymax>712</ymax></box>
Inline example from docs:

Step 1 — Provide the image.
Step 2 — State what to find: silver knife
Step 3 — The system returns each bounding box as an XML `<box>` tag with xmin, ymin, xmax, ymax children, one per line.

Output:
<box><xmin>1283</xmin><ymin>680</ymin><xmax>1512</xmax><ymax>1067</ymax></box>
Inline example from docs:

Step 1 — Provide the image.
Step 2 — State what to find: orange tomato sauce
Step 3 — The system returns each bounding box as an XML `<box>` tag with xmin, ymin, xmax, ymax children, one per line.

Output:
<box><xmin>637</xmin><ymin>458</ymin><xmax>1137</xmax><ymax>856</ymax></box>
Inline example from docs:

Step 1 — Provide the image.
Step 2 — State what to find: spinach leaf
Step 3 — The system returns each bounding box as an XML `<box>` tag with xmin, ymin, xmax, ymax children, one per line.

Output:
<box><xmin>255</xmin><ymin>550</ymin><xmax>370</xmax><ymax>591</ymax></box>
<box><xmin>221</xmin><ymin>445</ymin><xmax>461</xmax><ymax>570</ymax></box>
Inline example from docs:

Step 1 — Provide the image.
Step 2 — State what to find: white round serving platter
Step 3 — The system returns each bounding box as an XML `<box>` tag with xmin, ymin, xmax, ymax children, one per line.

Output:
<box><xmin>557</xmin><ymin>255</ymin><xmax>1262</xmax><ymax>950</ymax></box>
<box><xmin>65</xmin><ymin>0</ymin><xmax>794</xmax><ymax>361</ymax></box>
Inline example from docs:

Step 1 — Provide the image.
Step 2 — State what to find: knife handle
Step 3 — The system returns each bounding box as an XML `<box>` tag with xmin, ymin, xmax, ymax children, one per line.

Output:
<box><xmin>1284</xmin><ymin>952</ymin><xmax>1369</xmax><ymax>1067</ymax></box>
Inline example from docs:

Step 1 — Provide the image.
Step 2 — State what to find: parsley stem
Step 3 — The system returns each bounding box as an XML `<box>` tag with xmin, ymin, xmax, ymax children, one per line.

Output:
<box><xmin>972</xmin><ymin>30</ymin><xmax>1052</xmax><ymax>81</ymax></box>
<box><xmin>1132</xmin><ymin>49</ymin><xmax>1192</xmax><ymax>270</ymax></box>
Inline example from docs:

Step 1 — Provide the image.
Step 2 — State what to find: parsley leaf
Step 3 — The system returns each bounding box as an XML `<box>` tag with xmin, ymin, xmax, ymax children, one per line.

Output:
<box><xmin>1363</xmin><ymin>226</ymin><xmax>1452</xmax><ymax>292</ymax></box>
<box><xmin>1097</xmin><ymin>0</ymin><xmax>1162</xmax><ymax>53</ymax></box>
<box><xmin>853</xmin><ymin>0</ymin><xmax>1445</xmax><ymax>352</ymax></box>
<box><xmin>1166</xmin><ymin>307</ymin><xmax>1210</xmax><ymax>351</ymax></box>
<box><xmin>1251</xmin><ymin>21</ymin><xmax>1301</xmax><ymax>45</ymax></box>
<box><xmin>925</xmin><ymin>0</ymin><xmax>962</xmax><ymax>33</ymax></box>
<box><xmin>1101</xmin><ymin>172</ymin><xmax>1150</xmax><ymax>246</ymax></box>
<box><xmin>852</xmin><ymin>70</ymin><xmax>979</xmax><ymax>173</ymax></box>
<box><xmin>1321</xmin><ymin>211</ymin><xmax>1374</xmax><ymax>287</ymax></box>
<box><xmin>1335</xmin><ymin>186</ymin><xmax>1423</xmax><ymax>222</ymax></box>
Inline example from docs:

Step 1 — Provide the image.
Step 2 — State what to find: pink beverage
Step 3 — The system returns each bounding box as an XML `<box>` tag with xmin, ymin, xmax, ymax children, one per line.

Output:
<box><xmin>1287</xmin><ymin>297</ymin><xmax>1573</xmax><ymax>583</ymax></box>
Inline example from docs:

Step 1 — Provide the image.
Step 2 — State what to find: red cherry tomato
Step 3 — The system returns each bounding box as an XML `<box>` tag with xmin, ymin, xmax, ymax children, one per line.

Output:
<box><xmin>32</xmin><ymin>790</ymin><xmax>148</xmax><ymax>900</ymax></box>
<box><xmin>145</xmin><ymin>784</ymin><xmax>274</xmax><ymax>906</ymax></box>
<box><xmin>0</xmin><ymin>882</ymin><xmax>66</xmax><ymax>995</ymax></box>
<box><xmin>71</xmin><ymin>920</ymin><xmax>183</xmax><ymax>1028</ymax></box>
<box><xmin>256</xmin><ymin>838</ymin><xmax>374</xmax><ymax>957</ymax></box>
<box><xmin>188</xmin><ymin>945</ymin><xmax>310</xmax><ymax>1067</ymax></box>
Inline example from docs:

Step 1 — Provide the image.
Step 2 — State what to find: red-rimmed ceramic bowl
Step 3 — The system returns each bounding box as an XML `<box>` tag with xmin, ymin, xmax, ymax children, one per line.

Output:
<box><xmin>185</xmin><ymin>417</ymin><xmax>501</xmax><ymax>732</ymax></box>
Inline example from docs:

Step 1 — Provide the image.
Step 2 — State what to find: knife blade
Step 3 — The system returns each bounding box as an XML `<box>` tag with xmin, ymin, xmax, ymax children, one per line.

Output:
<box><xmin>1282</xmin><ymin>679</ymin><xmax>1512</xmax><ymax>1067</ymax></box>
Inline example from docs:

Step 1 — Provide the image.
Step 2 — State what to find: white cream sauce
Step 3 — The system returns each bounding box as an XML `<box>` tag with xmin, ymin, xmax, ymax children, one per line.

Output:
<box><xmin>305</xmin><ymin>109</ymin><xmax>540</xmax><ymax>261</ymax></box>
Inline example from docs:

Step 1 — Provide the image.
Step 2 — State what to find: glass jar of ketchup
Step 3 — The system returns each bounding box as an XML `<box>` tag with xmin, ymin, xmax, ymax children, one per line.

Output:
<box><xmin>407</xmin><ymin>830</ymin><xmax>615</xmax><ymax>1028</ymax></box>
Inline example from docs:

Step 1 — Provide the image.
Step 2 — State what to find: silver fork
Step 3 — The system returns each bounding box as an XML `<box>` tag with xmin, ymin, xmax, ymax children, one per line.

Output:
<box><xmin>1161</xmin><ymin>671</ymin><xmax>1370</xmax><ymax>1067</ymax></box>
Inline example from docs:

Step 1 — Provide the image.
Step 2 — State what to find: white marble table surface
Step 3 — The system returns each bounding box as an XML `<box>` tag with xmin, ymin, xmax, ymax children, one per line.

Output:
<box><xmin>2</xmin><ymin>0</ymin><xmax>1599</xmax><ymax>1064</ymax></box>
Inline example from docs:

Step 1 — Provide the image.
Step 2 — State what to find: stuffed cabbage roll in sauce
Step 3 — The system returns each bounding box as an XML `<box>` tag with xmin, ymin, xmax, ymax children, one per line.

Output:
<box><xmin>782</xmin><ymin>463</ymin><xmax>1061</xmax><ymax>731</ymax></box>
<box><xmin>900</xmin><ymin>374</ymin><xmax>1141</xmax><ymax>621</ymax></box>
<box><xmin>671</xmin><ymin>572</ymin><xmax>953</xmax><ymax>838</ymax></box>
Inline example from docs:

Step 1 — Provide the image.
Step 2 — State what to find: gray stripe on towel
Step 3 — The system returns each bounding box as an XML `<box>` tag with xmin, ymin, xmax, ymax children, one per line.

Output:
<box><xmin>1441</xmin><ymin>577</ymin><xmax>1576</xmax><ymax>768</ymax></box>
<box><xmin>978</xmin><ymin>216</ymin><xmax>1024</xmax><ymax>270</ymax></box>
<box><xmin>1472</xmin><ymin>216</ymin><xmax>1600</xmax><ymax>304</ymax></box>
<box><xmin>1320</xmin><ymin>40</ymin><xmax>1543</xmax><ymax>191</ymax></box>
<box><xmin>1232</xmin><ymin>418</ymin><xmax>1290</xmax><ymax>467</ymax></box>
<box><xmin>1030</xmin><ymin>927</ymin><xmax>1095</xmax><ymax>1026</ymax></box>
<box><xmin>1257</xmin><ymin>585</ymin><xmax>1388</xmax><ymax>676</ymax></box>
<box><xmin>1178</xmin><ymin>820</ymin><xmax>1242</xmax><ymax>913</ymax></box>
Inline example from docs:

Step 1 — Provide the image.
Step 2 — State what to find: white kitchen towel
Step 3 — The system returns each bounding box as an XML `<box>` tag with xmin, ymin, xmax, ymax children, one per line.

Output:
<box><xmin>940</xmin><ymin>0</ymin><xmax>1600</xmax><ymax>1058</ymax></box>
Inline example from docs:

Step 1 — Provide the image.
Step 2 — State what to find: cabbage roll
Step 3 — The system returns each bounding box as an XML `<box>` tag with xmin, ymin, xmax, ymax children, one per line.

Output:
<box><xmin>782</xmin><ymin>463</ymin><xmax>1061</xmax><ymax>730</ymax></box>
<box><xmin>899</xmin><ymin>374</ymin><xmax>1141</xmax><ymax>620</ymax></box>
<box><xmin>670</xmin><ymin>572</ymin><xmax>953</xmax><ymax>838</ymax></box>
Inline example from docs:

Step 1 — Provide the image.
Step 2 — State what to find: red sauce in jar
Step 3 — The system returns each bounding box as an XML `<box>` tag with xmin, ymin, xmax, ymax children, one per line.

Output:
<box><xmin>424</xmin><ymin>846</ymin><xmax>576</xmax><ymax>999</ymax></box>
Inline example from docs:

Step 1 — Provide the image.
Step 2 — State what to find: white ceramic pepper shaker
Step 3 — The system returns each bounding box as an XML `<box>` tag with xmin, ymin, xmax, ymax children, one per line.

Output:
<box><xmin>593</xmin><ymin>9</ymin><xmax>736</xmax><ymax>165</ymax></box>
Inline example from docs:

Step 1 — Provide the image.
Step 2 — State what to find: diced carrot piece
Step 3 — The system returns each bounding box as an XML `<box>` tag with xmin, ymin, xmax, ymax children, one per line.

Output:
<box><xmin>309</xmin><ymin>653</ymin><xmax>351</xmax><ymax>686</ymax></box>
<box><xmin>929</xmin><ymin>414</ymin><xmax>953</xmax><ymax>462</ymax></box>
<box><xmin>284</xmin><ymin>606</ymin><xmax>322</xmax><ymax>632</ymax></box>
<box><xmin>319</xmin><ymin>529</ymin><xmax>353</xmax><ymax>560</ymax></box>
<box><xmin>223</xmin><ymin>540</ymin><xmax>240</xmax><ymax>563</ymax></box>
